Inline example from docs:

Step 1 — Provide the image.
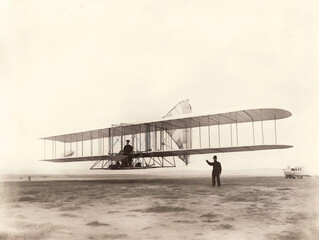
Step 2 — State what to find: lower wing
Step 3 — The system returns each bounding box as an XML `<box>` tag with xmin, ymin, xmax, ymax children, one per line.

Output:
<box><xmin>41</xmin><ymin>145</ymin><xmax>292</xmax><ymax>163</ymax></box>
<box><xmin>42</xmin><ymin>154</ymin><xmax>128</xmax><ymax>163</ymax></box>
<box><xmin>133</xmin><ymin>144</ymin><xmax>292</xmax><ymax>158</ymax></box>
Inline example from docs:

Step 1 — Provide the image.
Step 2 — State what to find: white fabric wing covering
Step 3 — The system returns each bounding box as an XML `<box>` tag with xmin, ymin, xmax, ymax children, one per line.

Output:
<box><xmin>163</xmin><ymin>100</ymin><xmax>192</xmax><ymax>165</ymax></box>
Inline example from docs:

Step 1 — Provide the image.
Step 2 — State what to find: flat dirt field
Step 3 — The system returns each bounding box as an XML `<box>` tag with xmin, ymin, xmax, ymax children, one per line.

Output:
<box><xmin>0</xmin><ymin>176</ymin><xmax>318</xmax><ymax>240</ymax></box>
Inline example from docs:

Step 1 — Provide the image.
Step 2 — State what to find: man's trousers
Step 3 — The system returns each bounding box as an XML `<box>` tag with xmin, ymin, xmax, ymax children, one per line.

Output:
<box><xmin>212</xmin><ymin>173</ymin><xmax>221</xmax><ymax>187</ymax></box>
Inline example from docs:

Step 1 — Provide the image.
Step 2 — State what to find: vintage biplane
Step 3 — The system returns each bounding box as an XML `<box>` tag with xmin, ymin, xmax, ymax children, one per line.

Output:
<box><xmin>40</xmin><ymin>100</ymin><xmax>292</xmax><ymax>170</ymax></box>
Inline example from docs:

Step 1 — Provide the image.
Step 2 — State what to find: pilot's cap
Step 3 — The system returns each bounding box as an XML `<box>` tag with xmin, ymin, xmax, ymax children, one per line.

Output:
<box><xmin>213</xmin><ymin>155</ymin><xmax>217</xmax><ymax>160</ymax></box>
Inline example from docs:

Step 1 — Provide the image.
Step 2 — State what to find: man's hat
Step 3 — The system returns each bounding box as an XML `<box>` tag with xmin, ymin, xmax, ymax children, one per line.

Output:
<box><xmin>213</xmin><ymin>155</ymin><xmax>217</xmax><ymax>160</ymax></box>
<box><xmin>126</xmin><ymin>140</ymin><xmax>130</xmax><ymax>143</ymax></box>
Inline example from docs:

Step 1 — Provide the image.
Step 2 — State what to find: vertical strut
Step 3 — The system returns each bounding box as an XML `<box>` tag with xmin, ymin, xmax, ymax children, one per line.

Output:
<box><xmin>90</xmin><ymin>131</ymin><xmax>93</xmax><ymax>156</ymax></box>
<box><xmin>108</xmin><ymin>128</ymin><xmax>111</xmax><ymax>154</ymax></box>
<box><xmin>236</xmin><ymin>120</ymin><xmax>239</xmax><ymax>146</ymax></box>
<box><xmin>100</xmin><ymin>132</ymin><xmax>102</xmax><ymax>155</ymax></box>
<box><xmin>54</xmin><ymin>137</ymin><xmax>56</xmax><ymax>158</ymax></box>
<box><xmin>274</xmin><ymin>118</ymin><xmax>277</xmax><ymax>144</ymax></box>
<box><xmin>154</xmin><ymin>125</ymin><xmax>157</xmax><ymax>151</ymax></box>
<box><xmin>261</xmin><ymin>121</ymin><xmax>264</xmax><ymax>144</ymax></box>
<box><xmin>207</xmin><ymin>116</ymin><xmax>211</xmax><ymax>148</ymax></box>
<box><xmin>98</xmin><ymin>132</ymin><xmax>100</xmax><ymax>155</ymax></box>
<box><xmin>70</xmin><ymin>134</ymin><xmax>72</xmax><ymax>153</ymax></box>
<box><xmin>140</xmin><ymin>125</ymin><xmax>142</xmax><ymax>151</ymax></box>
<box><xmin>261</xmin><ymin>109</ymin><xmax>264</xmax><ymax>144</ymax></box>
<box><xmin>218</xmin><ymin>123</ymin><xmax>221</xmax><ymax>147</ymax></box>
<box><xmin>111</xmin><ymin>127</ymin><xmax>113</xmax><ymax>154</ymax></box>
<box><xmin>145</xmin><ymin>124</ymin><xmax>150</xmax><ymax>151</ymax></box>
<box><xmin>230</xmin><ymin>113</ymin><xmax>233</xmax><ymax>147</ymax></box>
<box><xmin>160</xmin><ymin>129</ymin><xmax>164</xmax><ymax>151</ymax></box>
<box><xmin>170</xmin><ymin>131</ymin><xmax>172</xmax><ymax>149</ymax></box>
<box><xmin>252</xmin><ymin>120</ymin><xmax>255</xmax><ymax>145</ymax></box>
<box><xmin>190</xmin><ymin>121</ymin><xmax>192</xmax><ymax>149</ymax></box>
<box><xmin>165</xmin><ymin>130</ymin><xmax>168</xmax><ymax>150</ymax></box>
<box><xmin>199</xmin><ymin>123</ymin><xmax>201</xmax><ymax>148</ymax></box>
<box><xmin>50</xmin><ymin>140</ymin><xmax>53</xmax><ymax>159</ymax></box>
<box><xmin>230</xmin><ymin>124</ymin><xmax>233</xmax><ymax>147</ymax></box>
<box><xmin>186</xmin><ymin>127</ymin><xmax>188</xmax><ymax>148</ymax></box>
<box><xmin>121</xmin><ymin>124</ymin><xmax>123</xmax><ymax>151</ymax></box>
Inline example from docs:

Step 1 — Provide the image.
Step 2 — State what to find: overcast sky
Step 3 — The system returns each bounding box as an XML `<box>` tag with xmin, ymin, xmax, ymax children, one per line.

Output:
<box><xmin>0</xmin><ymin>0</ymin><xmax>318</xmax><ymax>175</ymax></box>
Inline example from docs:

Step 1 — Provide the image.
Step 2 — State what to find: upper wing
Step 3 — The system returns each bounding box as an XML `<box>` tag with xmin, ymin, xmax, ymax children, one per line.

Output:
<box><xmin>133</xmin><ymin>145</ymin><xmax>293</xmax><ymax>158</ymax></box>
<box><xmin>41</xmin><ymin>108</ymin><xmax>292</xmax><ymax>143</ymax></box>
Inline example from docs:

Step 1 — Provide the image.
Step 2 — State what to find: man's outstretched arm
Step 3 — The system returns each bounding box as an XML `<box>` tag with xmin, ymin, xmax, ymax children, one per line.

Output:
<box><xmin>206</xmin><ymin>160</ymin><xmax>213</xmax><ymax>166</ymax></box>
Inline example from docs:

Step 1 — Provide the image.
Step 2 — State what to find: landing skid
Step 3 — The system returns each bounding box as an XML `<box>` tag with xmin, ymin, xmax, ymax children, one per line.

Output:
<box><xmin>90</xmin><ymin>156</ymin><xmax>176</xmax><ymax>170</ymax></box>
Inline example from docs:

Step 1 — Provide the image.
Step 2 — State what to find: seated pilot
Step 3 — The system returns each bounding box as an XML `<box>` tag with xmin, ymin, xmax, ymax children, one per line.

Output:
<box><xmin>122</xmin><ymin>140</ymin><xmax>133</xmax><ymax>167</ymax></box>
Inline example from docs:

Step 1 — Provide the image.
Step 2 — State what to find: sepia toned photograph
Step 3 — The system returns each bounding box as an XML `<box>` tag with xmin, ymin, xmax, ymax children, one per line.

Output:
<box><xmin>0</xmin><ymin>1</ymin><xmax>318</xmax><ymax>239</ymax></box>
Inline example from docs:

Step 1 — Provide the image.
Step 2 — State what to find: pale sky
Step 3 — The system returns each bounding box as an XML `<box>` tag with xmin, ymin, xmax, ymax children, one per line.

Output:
<box><xmin>0</xmin><ymin>0</ymin><xmax>318</xmax><ymax>174</ymax></box>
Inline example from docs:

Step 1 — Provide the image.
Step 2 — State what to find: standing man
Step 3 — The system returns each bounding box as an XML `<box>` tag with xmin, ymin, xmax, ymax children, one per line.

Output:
<box><xmin>206</xmin><ymin>155</ymin><xmax>222</xmax><ymax>187</ymax></box>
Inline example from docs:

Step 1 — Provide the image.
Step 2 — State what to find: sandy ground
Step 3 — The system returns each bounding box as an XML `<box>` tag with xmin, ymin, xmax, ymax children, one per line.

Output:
<box><xmin>0</xmin><ymin>175</ymin><xmax>318</xmax><ymax>240</ymax></box>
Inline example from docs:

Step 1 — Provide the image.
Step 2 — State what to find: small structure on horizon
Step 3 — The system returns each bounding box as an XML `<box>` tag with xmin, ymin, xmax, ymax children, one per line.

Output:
<box><xmin>283</xmin><ymin>166</ymin><xmax>308</xmax><ymax>179</ymax></box>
